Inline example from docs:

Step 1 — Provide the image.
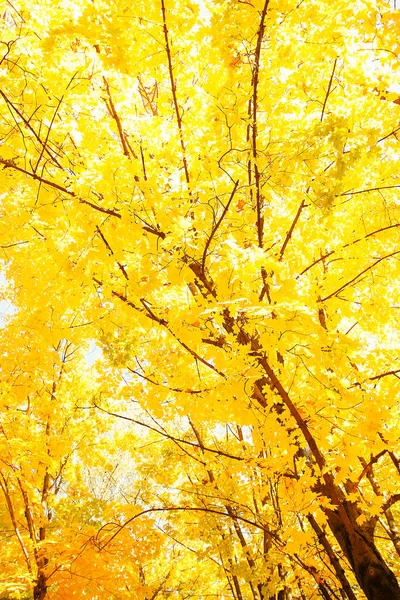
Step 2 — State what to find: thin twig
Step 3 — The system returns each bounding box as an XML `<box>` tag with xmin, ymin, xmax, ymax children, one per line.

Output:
<box><xmin>320</xmin><ymin>250</ymin><xmax>400</xmax><ymax>302</ymax></box>
<box><xmin>0</xmin><ymin>158</ymin><xmax>122</xmax><ymax>218</ymax></box>
<box><xmin>279</xmin><ymin>198</ymin><xmax>306</xmax><ymax>261</ymax></box>
<box><xmin>340</xmin><ymin>184</ymin><xmax>400</xmax><ymax>197</ymax></box>
<box><xmin>140</xmin><ymin>145</ymin><xmax>147</xmax><ymax>181</ymax></box>
<box><xmin>33</xmin><ymin>95</ymin><xmax>64</xmax><ymax>173</ymax></box>
<box><xmin>0</xmin><ymin>90</ymin><xmax>63</xmax><ymax>168</ymax></box>
<box><xmin>96</xmin><ymin>506</ymin><xmax>269</xmax><ymax>550</ymax></box>
<box><xmin>111</xmin><ymin>290</ymin><xmax>225</xmax><ymax>377</ymax></box>
<box><xmin>350</xmin><ymin>450</ymin><xmax>388</xmax><ymax>493</ymax></box>
<box><xmin>161</xmin><ymin>0</ymin><xmax>190</xmax><ymax>186</ymax></box>
<box><xmin>102</xmin><ymin>77</ymin><xmax>131</xmax><ymax>157</ymax></box>
<box><xmin>251</xmin><ymin>0</ymin><xmax>270</xmax><ymax>248</ymax></box>
<box><xmin>320</xmin><ymin>58</ymin><xmax>337</xmax><ymax>122</ymax></box>
<box><xmin>370</xmin><ymin>368</ymin><xmax>400</xmax><ymax>381</ymax></box>
<box><xmin>93</xmin><ymin>402</ymin><xmax>243</xmax><ymax>461</ymax></box>
<box><xmin>298</xmin><ymin>223</ymin><xmax>400</xmax><ymax>278</ymax></box>
<box><xmin>95</xmin><ymin>226</ymin><xmax>129</xmax><ymax>280</ymax></box>
<box><xmin>201</xmin><ymin>180</ymin><xmax>239</xmax><ymax>274</ymax></box>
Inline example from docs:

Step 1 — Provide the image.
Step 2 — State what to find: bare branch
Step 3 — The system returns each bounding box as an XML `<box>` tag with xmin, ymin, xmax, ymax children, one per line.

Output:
<box><xmin>251</xmin><ymin>0</ymin><xmax>270</xmax><ymax>248</ymax></box>
<box><xmin>320</xmin><ymin>58</ymin><xmax>338</xmax><ymax>122</ymax></box>
<box><xmin>350</xmin><ymin>450</ymin><xmax>388</xmax><ymax>493</ymax></box>
<box><xmin>279</xmin><ymin>198</ymin><xmax>306</xmax><ymax>261</ymax></box>
<box><xmin>96</xmin><ymin>226</ymin><xmax>129</xmax><ymax>280</ymax></box>
<box><xmin>320</xmin><ymin>250</ymin><xmax>400</xmax><ymax>302</ymax></box>
<box><xmin>161</xmin><ymin>0</ymin><xmax>190</xmax><ymax>186</ymax></box>
<box><xmin>382</xmin><ymin>494</ymin><xmax>400</xmax><ymax>514</ymax></box>
<box><xmin>33</xmin><ymin>94</ymin><xmax>64</xmax><ymax>173</ymax></box>
<box><xmin>102</xmin><ymin>77</ymin><xmax>132</xmax><ymax>158</ymax></box>
<box><xmin>370</xmin><ymin>369</ymin><xmax>400</xmax><ymax>382</ymax></box>
<box><xmin>0</xmin><ymin>473</ymin><xmax>32</xmax><ymax>572</ymax></box>
<box><xmin>111</xmin><ymin>290</ymin><xmax>225</xmax><ymax>377</ymax></box>
<box><xmin>0</xmin><ymin>90</ymin><xmax>63</xmax><ymax>168</ymax></box>
<box><xmin>96</xmin><ymin>505</ymin><xmax>270</xmax><ymax>550</ymax></box>
<box><xmin>202</xmin><ymin>180</ymin><xmax>239</xmax><ymax>274</ymax></box>
<box><xmin>0</xmin><ymin>158</ymin><xmax>122</xmax><ymax>218</ymax></box>
<box><xmin>93</xmin><ymin>402</ymin><xmax>244</xmax><ymax>461</ymax></box>
<box><xmin>340</xmin><ymin>184</ymin><xmax>400</xmax><ymax>197</ymax></box>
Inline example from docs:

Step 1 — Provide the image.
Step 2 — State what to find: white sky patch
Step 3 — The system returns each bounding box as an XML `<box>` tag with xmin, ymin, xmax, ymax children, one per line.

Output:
<box><xmin>0</xmin><ymin>272</ymin><xmax>17</xmax><ymax>327</ymax></box>
<box><xmin>85</xmin><ymin>339</ymin><xmax>103</xmax><ymax>366</ymax></box>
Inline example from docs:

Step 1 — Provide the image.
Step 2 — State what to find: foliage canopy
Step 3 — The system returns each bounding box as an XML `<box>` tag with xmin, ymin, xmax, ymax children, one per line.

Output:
<box><xmin>0</xmin><ymin>0</ymin><xmax>400</xmax><ymax>598</ymax></box>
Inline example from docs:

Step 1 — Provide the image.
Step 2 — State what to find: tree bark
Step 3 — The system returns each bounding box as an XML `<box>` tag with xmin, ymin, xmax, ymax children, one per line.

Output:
<box><xmin>326</xmin><ymin>504</ymin><xmax>400</xmax><ymax>600</ymax></box>
<box><xmin>33</xmin><ymin>570</ymin><xmax>47</xmax><ymax>600</ymax></box>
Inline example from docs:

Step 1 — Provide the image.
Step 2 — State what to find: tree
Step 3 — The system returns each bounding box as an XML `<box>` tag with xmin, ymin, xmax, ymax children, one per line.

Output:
<box><xmin>1</xmin><ymin>0</ymin><xmax>400</xmax><ymax>598</ymax></box>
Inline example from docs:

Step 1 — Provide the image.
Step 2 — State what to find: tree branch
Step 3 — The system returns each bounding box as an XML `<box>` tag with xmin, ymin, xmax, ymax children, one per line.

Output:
<box><xmin>0</xmin><ymin>473</ymin><xmax>32</xmax><ymax>573</ymax></box>
<box><xmin>370</xmin><ymin>368</ymin><xmax>400</xmax><ymax>381</ymax></box>
<box><xmin>102</xmin><ymin>77</ymin><xmax>132</xmax><ymax>158</ymax></box>
<box><xmin>350</xmin><ymin>450</ymin><xmax>387</xmax><ymax>493</ymax></box>
<box><xmin>320</xmin><ymin>58</ymin><xmax>337</xmax><ymax>122</ymax></box>
<box><xmin>279</xmin><ymin>198</ymin><xmax>306</xmax><ymax>261</ymax></box>
<box><xmin>0</xmin><ymin>158</ymin><xmax>122</xmax><ymax>218</ymax></box>
<box><xmin>111</xmin><ymin>290</ymin><xmax>225</xmax><ymax>377</ymax></box>
<box><xmin>96</xmin><ymin>505</ymin><xmax>270</xmax><ymax>550</ymax></box>
<box><xmin>320</xmin><ymin>250</ymin><xmax>400</xmax><ymax>302</ymax></box>
<box><xmin>251</xmin><ymin>0</ymin><xmax>270</xmax><ymax>248</ymax></box>
<box><xmin>202</xmin><ymin>180</ymin><xmax>239</xmax><ymax>274</ymax></box>
<box><xmin>382</xmin><ymin>494</ymin><xmax>400</xmax><ymax>513</ymax></box>
<box><xmin>161</xmin><ymin>0</ymin><xmax>190</xmax><ymax>186</ymax></box>
<box><xmin>92</xmin><ymin>402</ymin><xmax>243</xmax><ymax>461</ymax></box>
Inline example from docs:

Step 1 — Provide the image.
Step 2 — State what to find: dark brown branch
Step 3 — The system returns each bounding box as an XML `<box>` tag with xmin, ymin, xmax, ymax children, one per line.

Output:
<box><xmin>102</xmin><ymin>77</ymin><xmax>131</xmax><ymax>157</ymax></box>
<box><xmin>382</xmin><ymin>494</ymin><xmax>400</xmax><ymax>513</ymax></box>
<box><xmin>112</xmin><ymin>290</ymin><xmax>225</xmax><ymax>377</ymax></box>
<box><xmin>96</xmin><ymin>226</ymin><xmax>129</xmax><ymax>280</ymax></box>
<box><xmin>377</xmin><ymin>124</ymin><xmax>400</xmax><ymax>144</ymax></box>
<box><xmin>202</xmin><ymin>180</ymin><xmax>239</xmax><ymax>274</ymax></box>
<box><xmin>95</xmin><ymin>405</ymin><xmax>243</xmax><ymax>461</ymax></box>
<box><xmin>127</xmin><ymin>366</ymin><xmax>209</xmax><ymax>394</ymax></box>
<box><xmin>369</xmin><ymin>368</ymin><xmax>400</xmax><ymax>381</ymax></box>
<box><xmin>307</xmin><ymin>515</ymin><xmax>357</xmax><ymax>600</ymax></box>
<box><xmin>320</xmin><ymin>250</ymin><xmax>400</xmax><ymax>302</ymax></box>
<box><xmin>79</xmin><ymin>198</ymin><xmax>121</xmax><ymax>219</ymax></box>
<box><xmin>340</xmin><ymin>184</ymin><xmax>400</xmax><ymax>197</ymax></box>
<box><xmin>161</xmin><ymin>0</ymin><xmax>190</xmax><ymax>186</ymax></box>
<box><xmin>96</xmin><ymin>505</ymin><xmax>269</xmax><ymax>550</ymax></box>
<box><xmin>279</xmin><ymin>198</ymin><xmax>306</xmax><ymax>261</ymax></box>
<box><xmin>34</xmin><ymin>94</ymin><xmax>64</xmax><ymax>173</ymax></box>
<box><xmin>142</xmin><ymin>225</ymin><xmax>166</xmax><ymax>239</ymax></box>
<box><xmin>0</xmin><ymin>157</ymin><xmax>74</xmax><ymax>193</ymax></box>
<box><xmin>0</xmin><ymin>158</ymin><xmax>121</xmax><ymax>218</ymax></box>
<box><xmin>96</xmin><ymin>225</ymin><xmax>113</xmax><ymax>254</ymax></box>
<box><xmin>1</xmin><ymin>240</ymin><xmax>29</xmax><ymax>248</ymax></box>
<box><xmin>344</xmin><ymin>223</ymin><xmax>400</xmax><ymax>247</ymax></box>
<box><xmin>298</xmin><ymin>223</ymin><xmax>400</xmax><ymax>278</ymax></box>
<box><xmin>5</xmin><ymin>0</ymin><xmax>26</xmax><ymax>23</ymax></box>
<box><xmin>350</xmin><ymin>450</ymin><xmax>387</xmax><ymax>493</ymax></box>
<box><xmin>0</xmin><ymin>90</ymin><xmax>63</xmax><ymax>168</ymax></box>
<box><xmin>188</xmin><ymin>260</ymin><xmax>217</xmax><ymax>298</ymax></box>
<box><xmin>293</xmin><ymin>554</ymin><xmax>337</xmax><ymax>600</ymax></box>
<box><xmin>256</xmin><ymin>354</ymin><xmax>355</xmax><ymax>536</ymax></box>
<box><xmin>320</xmin><ymin>58</ymin><xmax>338</xmax><ymax>122</ymax></box>
<box><xmin>251</xmin><ymin>0</ymin><xmax>270</xmax><ymax>248</ymax></box>
<box><xmin>137</xmin><ymin>76</ymin><xmax>159</xmax><ymax>116</ymax></box>
<box><xmin>0</xmin><ymin>473</ymin><xmax>32</xmax><ymax>572</ymax></box>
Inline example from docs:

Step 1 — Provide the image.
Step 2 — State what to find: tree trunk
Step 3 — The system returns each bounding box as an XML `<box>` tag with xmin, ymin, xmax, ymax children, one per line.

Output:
<box><xmin>33</xmin><ymin>570</ymin><xmax>47</xmax><ymax>600</ymax></box>
<box><xmin>326</xmin><ymin>506</ymin><xmax>400</xmax><ymax>600</ymax></box>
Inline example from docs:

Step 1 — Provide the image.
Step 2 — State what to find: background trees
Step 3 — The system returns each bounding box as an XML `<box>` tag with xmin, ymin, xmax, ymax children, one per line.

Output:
<box><xmin>0</xmin><ymin>0</ymin><xmax>400</xmax><ymax>598</ymax></box>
